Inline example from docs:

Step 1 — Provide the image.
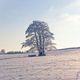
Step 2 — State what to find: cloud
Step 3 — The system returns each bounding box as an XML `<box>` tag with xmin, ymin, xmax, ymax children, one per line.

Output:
<box><xmin>67</xmin><ymin>0</ymin><xmax>80</xmax><ymax>8</ymax></box>
<box><xmin>41</xmin><ymin>0</ymin><xmax>80</xmax><ymax>49</ymax></box>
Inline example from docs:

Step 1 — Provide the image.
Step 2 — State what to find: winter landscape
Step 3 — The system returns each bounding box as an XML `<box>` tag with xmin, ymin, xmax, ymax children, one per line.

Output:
<box><xmin>1</xmin><ymin>0</ymin><xmax>80</xmax><ymax>80</ymax></box>
<box><xmin>0</xmin><ymin>47</ymin><xmax>80</xmax><ymax>80</ymax></box>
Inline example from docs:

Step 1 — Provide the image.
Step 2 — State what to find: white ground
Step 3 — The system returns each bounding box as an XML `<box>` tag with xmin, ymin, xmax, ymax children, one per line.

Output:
<box><xmin>0</xmin><ymin>52</ymin><xmax>80</xmax><ymax>80</ymax></box>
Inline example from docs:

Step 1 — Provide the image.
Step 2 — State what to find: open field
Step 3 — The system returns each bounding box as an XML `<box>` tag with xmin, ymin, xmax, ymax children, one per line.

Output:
<box><xmin>0</xmin><ymin>51</ymin><xmax>80</xmax><ymax>80</ymax></box>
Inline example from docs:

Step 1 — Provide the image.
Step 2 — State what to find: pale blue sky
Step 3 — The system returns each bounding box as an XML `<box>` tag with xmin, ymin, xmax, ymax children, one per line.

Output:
<box><xmin>0</xmin><ymin>0</ymin><xmax>80</xmax><ymax>51</ymax></box>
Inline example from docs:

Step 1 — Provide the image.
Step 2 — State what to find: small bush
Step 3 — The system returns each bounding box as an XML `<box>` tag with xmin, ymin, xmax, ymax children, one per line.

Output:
<box><xmin>28</xmin><ymin>54</ymin><xmax>36</xmax><ymax>57</ymax></box>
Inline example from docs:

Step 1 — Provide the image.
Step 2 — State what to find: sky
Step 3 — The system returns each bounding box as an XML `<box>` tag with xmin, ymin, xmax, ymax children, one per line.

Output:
<box><xmin>0</xmin><ymin>0</ymin><xmax>80</xmax><ymax>52</ymax></box>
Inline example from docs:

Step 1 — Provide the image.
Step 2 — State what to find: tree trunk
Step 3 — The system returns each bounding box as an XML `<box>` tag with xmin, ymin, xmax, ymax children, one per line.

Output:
<box><xmin>38</xmin><ymin>33</ymin><xmax>45</xmax><ymax>56</ymax></box>
<box><xmin>38</xmin><ymin>52</ymin><xmax>45</xmax><ymax>56</ymax></box>
<box><xmin>38</xmin><ymin>45</ymin><xmax>45</xmax><ymax>56</ymax></box>
<box><xmin>38</xmin><ymin>29</ymin><xmax>46</xmax><ymax>56</ymax></box>
<box><xmin>35</xmin><ymin>32</ymin><xmax>40</xmax><ymax>53</ymax></box>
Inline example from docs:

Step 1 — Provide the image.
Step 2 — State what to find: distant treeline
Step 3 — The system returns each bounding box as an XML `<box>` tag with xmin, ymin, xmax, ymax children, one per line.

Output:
<box><xmin>6</xmin><ymin>51</ymin><xmax>24</xmax><ymax>54</ymax></box>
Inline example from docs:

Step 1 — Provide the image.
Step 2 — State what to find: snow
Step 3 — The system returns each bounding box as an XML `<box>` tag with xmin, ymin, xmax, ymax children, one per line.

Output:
<box><xmin>0</xmin><ymin>49</ymin><xmax>80</xmax><ymax>80</ymax></box>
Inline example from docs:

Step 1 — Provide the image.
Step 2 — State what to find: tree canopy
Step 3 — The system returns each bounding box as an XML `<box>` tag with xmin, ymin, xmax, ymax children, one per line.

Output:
<box><xmin>22</xmin><ymin>20</ymin><xmax>56</xmax><ymax>56</ymax></box>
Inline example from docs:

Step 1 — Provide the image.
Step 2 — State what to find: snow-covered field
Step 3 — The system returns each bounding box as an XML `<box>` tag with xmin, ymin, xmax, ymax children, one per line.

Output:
<box><xmin>0</xmin><ymin>50</ymin><xmax>80</xmax><ymax>80</ymax></box>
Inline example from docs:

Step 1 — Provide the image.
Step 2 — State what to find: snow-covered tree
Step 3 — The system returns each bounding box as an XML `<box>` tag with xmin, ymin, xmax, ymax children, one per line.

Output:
<box><xmin>22</xmin><ymin>20</ymin><xmax>55</xmax><ymax>56</ymax></box>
